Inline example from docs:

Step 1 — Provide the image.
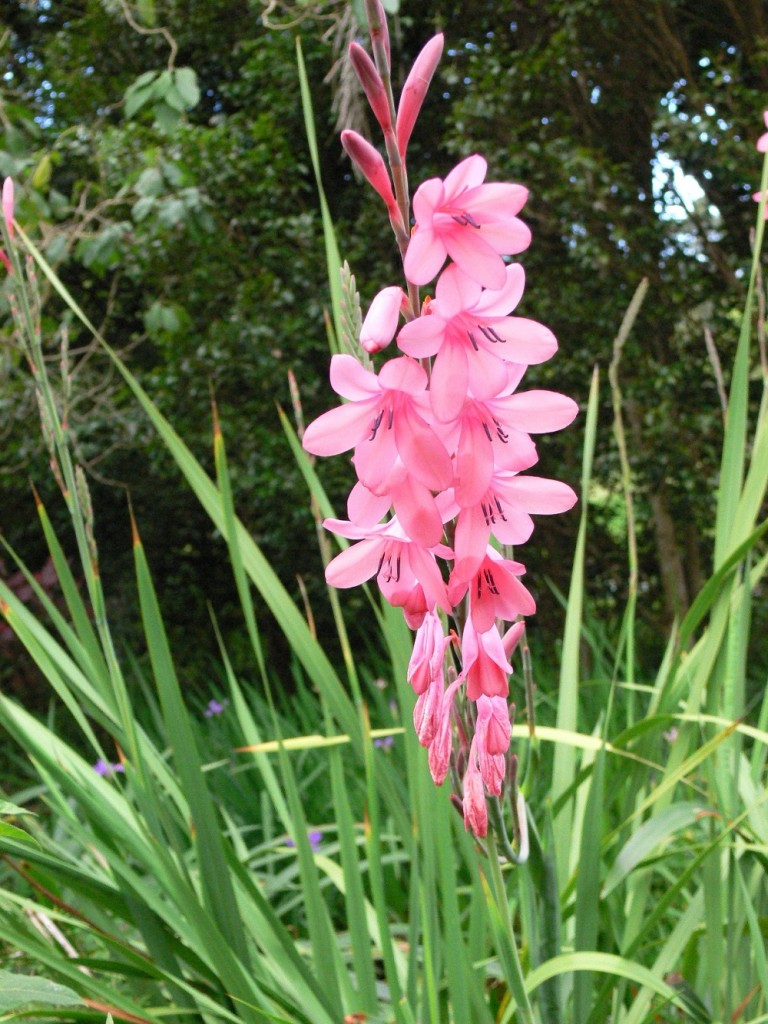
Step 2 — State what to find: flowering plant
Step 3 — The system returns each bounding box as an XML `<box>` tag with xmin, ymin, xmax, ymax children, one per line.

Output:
<box><xmin>303</xmin><ymin>0</ymin><xmax>578</xmax><ymax>839</ymax></box>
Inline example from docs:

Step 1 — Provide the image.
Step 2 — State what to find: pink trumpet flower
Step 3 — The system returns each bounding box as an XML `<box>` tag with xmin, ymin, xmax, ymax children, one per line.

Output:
<box><xmin>448</xmin><ymin>546</ymin><xmax>536</xmax><ymax>633</ymax></box>
<box><xmin>303</xmin><ymin>353</ymin><xmax>452</xmax><ymax>488</ymax></box>
<box><xmin>475</xmin><ymin>695</ymin><xmax>511</xmax><ymax>795</ymax></box>
<box><xmin>447</xmin><ymin>468</ymin><xmax>578</xmax><ymax>577</ymax></box>
<box><xmin>396</xmin><ymin>33</ymin><xmax>444</xmax><ymax>160</ymax></box>
<box><xmin>448</xmin><ymin>377</ymin><xmax>579</xmax><ymax>507</ymax></box>
<box><xmin>322</xmin><ymin>515</ymin><xmax>453</xmax><ymax>615</ymax></box>
<box><xmin>408</xmin><ymin>609</ymin><xmax>451</xmax><ymax>695</ymax></box>
<box><xmin>461</xmin><ymin>618</ymin><xmax>514</xmax><ymax>700</ymax></box>
<box><xmin>397</xmin><ymin>263</ymin><xmax>558</xmax><ymax>420</ymax></box>
<box><xmin>403</xmin><ymin>154</ymin><xmax>531</xmax><ymax>289</ymax></box>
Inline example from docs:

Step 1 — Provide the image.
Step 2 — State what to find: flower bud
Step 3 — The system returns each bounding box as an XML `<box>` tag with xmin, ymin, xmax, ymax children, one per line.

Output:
<box><xmin>462</xmin><ymin>757</ymin><xmax>487</xmax><ymax>837</ymax></box>
<box><xmin>360</xmin><ymin>285</ymin><xmax>405</xmax><ymax>353</ymax></box>
<box><xmin>349</xmin><ymin>42</ymin><xmax>392</xmax><ymax>133</ymax></box>
<box><xmin>396</xmin><ymin>34</ymin><xmax>444</xmax><ymax>160</ymax></box>
<box><xmin>341</xmin><ymin>130</ymin><xmax>398</xmax><ymax>215</ymax></box>
<box><xmin>366</xmin><ymin>0</ymin><xmax>391</xmax><ymax>70</ymax></box>
<box><xmin>2</xmin><ymin>177</ymin><xmax>14</xmax><ymax>239</ymax></box>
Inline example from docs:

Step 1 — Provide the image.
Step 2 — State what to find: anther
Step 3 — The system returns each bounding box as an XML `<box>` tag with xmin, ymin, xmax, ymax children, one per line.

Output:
<box><xmin>369</xmin><ymin>410</ymin><xmax>384</xmax><ymax>440</ymax></box>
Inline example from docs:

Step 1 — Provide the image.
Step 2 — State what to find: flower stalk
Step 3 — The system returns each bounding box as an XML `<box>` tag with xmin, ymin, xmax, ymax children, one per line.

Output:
<box><xmin>305</xmin><ymin>6</ymin><xmax>578</xmax><ymax>844</ymax></box>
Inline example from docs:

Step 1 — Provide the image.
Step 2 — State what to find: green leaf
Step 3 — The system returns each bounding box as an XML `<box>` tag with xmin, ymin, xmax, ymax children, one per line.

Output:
<box><xmin>135</xmin><ymin>166</ymin><xmax>164</xmax><ymax>197</ymax></box>
<box><xmin>601</xmin><ymin>801</ymin><xmax>705</xmax><ymax>898</ymax></box>
<box><xmin>0</xmin><ymin>971</ymin><xmax>84</xmax><ymax>1011</ymax></box>
<box><xmin>173</xmin><ymin>67</ymin><xmax>201</xmax><ymax>108</ymax></box>
<box><xmin>0</xmin><ymin>821</ymin><xmax>39</xmax><ymax>846</ymax></box>
<box><xmin>0</xmin><ymin>800</ymin><xmax>34</xmax><ymax>816</ymax></box>
<box><xmin>154</xmin><ymin>102</ymin><xmax>181</xmax><ymax>133</ymax></box>
<box><xmin>124</xmin><ymin>72</ymin><xmax>160</xmax><ymax>118</ymax></box>
<box><xmin>131</xmin><ymin>195</ymin><xmax>155</xmax><ymax>222</ymax></box>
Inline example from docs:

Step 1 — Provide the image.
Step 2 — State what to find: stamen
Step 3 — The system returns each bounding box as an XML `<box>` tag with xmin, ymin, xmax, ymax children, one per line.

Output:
<box><xmin>450</xmin><ymin>211</ymin><xmax>481</xmax><ymax>228</ymax></box>
<box><xmin>468</xmin><ymin>330</ymin><xmax>479</xmax><ymax>351</ymax></box>
<box><xmin>495</xmin><ymin>496</ymin><xmax>507</xmax><ymax>522</ymax></box>
<box><xmin>388</xmin><ymin>406</ymin><xmax>394</xmax><ymax>429</ymax></box>
<box><xmin>483</xmin><ymin>568</ymin><xmax>499</xmax><ymax>595</ymax></box>
<box><xmin>369</xmin><ymin>410</ymin><xmax>384</xmax><ymax>440</ymax></box>
<box><xmin>478</xmin><ymin>324</ymin><xmax>506</xmax><ymax>344</ymax></box>
<box><xmin>493</xmin><ymin>418</ymin><xmax>509</xmax><ymax>443</ymax></box>
<box><xmin>482</xmin><ymin>421</ymin><xmax>493</xmax><ymax>442</ymax></box>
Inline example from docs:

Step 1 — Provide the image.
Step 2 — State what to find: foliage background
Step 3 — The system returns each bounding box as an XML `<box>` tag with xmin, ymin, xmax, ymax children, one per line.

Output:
<box><xmin>1</xmin><ymin>0</ymin><xmax>767</xmax><ymax>689</ymax></box>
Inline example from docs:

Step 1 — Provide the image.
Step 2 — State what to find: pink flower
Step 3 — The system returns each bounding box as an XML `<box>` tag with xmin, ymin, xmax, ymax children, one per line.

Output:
<box><xmin>302</xmin><ymin>355</ymin><xmax>453</xmax><ymax>542</ymax></box>
<box><xmin>413</xmin><ymin>669</ymin><xmax>444</xmax><ymax>747</ymax></box>
<box><xmin>426</xmin><ymin>677</ymin><xmax>463</xmax><ymax>784</ymax></box>
<box><xmin>447</xmin><ymin>468</ymin><xmax>578</xmax><ymax>578</ymax></box>
<box><xmin>449</xmin><ymin>546</ymin><xmax>536</xmax><ymax>633</ymax></box>
<box><xmin>360</xmin><ymin>285</ymin><xmax>406</xmax><ymax>353</ymax></box>
<box><xmin>475</xmin><ymin>695</ymin><xmax>511</xmax><ymax>793</ymax></box>
<box><xmin>322</xmin><ymin>515</ymin><xmax>453</xmax><ymax>614</ymax></box>
<box><xmin>398</xmin><ymin>264</ymin><xmax>558</xmax><ymax>421</ymax></box>
<box><xmin>396</xmin><ymin>33</ymin><xmax>444</xmax><ymax>159</ymax></box>
<box><xmin>460</xmin><ymin>618</ymin><xmax>513</xmax><ymax>700</ymax></box>
<box><xmin>0</xmin><ymin>177</ymin><xmax>13</xmax><ymax>274</ymax></box>
<box><xmin>407</xmin><ymin>609</ymin><xmax>450</xmax><ymax>695</ymax></box>
<box><xmin>403</xmin><ymin>155</ymin><xmax>530</xmax><ymax>289</ymax></box>
<box><xmin>443</xmin><ymin>373</ymin><xmax>578</xmax><ymax>508</ymax></box>
<box><xmin>758</xmin><ymin>111</ymin><xmax>768</xmax><ymax>153</ymax></box>
<box><xmin>2</xmin><ymin>178</ymin><xmax>14</xmax><ymax>239</ymax></box>
<box><xmin>462</xmin><ymin>750</ymin><xmax>487</xmax><ymax>836</ymax></box>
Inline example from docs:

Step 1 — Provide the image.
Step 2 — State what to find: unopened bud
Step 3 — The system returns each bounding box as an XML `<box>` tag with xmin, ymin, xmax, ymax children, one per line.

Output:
<box><xmin>502</xmin><ymin>620</ymin><xmax>526</xmax><ymax>658</ymax></box>
<box><xmin>2</xmin><ymin>178</ymin><xmax>14</xmax><ymax>240</ymax></box>
<box><xmin>396</xmin><ymin>34</ymin><xmax>444</xmax><ymax>160</ymax></box>
<box><xmin>349</xmin><ymin>42</ymin><xmax>392</xmax><ymax>133</ymax></box>
<box><xmin>360</xmin><ymin>285</ymin><xmax>404</xmax><ymax>353</ymax></box>
<box><xmin>341</xmin><ymin>130</ymin><xmax>398</xmax><ymax>215</ymax></box>
<box><xmin>366</xmin><ymin>0</ymin><xmax>391</xmax><ymax>70</ymax></box>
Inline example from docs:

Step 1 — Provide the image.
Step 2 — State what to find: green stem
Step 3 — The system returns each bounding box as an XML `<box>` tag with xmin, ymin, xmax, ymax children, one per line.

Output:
<box><xmin>485</xmin><ymin>830</ymin><xmax>536</xmax><ymax>1023</ymax></box>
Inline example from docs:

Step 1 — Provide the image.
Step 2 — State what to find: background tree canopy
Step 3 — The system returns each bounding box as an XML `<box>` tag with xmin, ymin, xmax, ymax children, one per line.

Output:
<box><xmin>1</xmin><ymin>0</ymin><xmax>766</xmax><ymax>690</ymax></box>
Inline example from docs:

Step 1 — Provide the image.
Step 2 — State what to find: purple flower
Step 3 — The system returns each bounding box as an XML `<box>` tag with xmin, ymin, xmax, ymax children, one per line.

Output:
<box><xmin>93</xmin><ymin>758</ymin><xmax>124</xmax><ymax>778</ymax></box>
<box><xmin>204</xmin><ymin>698</ymin><xmax>229</xmax><ymax>718</ymax></box>
<box><xmin>373</xmin><ymin>735</ymin><xmax>395</xmax><ymax>749</ymax></box>
<box><xmin>285</xmin><ymin>830</ymin><xmax>323</xmax><ymax>851</ymax></box>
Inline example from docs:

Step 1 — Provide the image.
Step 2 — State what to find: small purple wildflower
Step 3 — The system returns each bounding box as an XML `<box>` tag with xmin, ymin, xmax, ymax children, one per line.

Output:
<box><xmin>285</xmin><ymin>830</ymin><xmax>323</xmax><ymax>851</ymax></box>
<box><xmin>93</xmin><ymin>758</ymin><xmax>124</xmax><ymax>778</ymax></box>
<box><xmin>204</xmin><ymin>698</ymin><xmax>229</xmax><ymax>718</ymax></box>
<box><xmin>373</xmin><ymin>735</ymin><xmax>395</xmax><ymax>749</ymax></box>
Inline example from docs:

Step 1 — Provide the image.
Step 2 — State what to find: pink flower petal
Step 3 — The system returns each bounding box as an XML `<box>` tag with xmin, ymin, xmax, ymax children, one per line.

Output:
<box><xmin>302</xmin><ymin>399</ymin><xmax>377</xmax><ymax>456</ymax></box>
<box><xmin>443</xmin><ymin>154</ymin><xmax>487</xmax><ymax>194</ymax></box>
<box><xmin>325</xmin><ymin>538</ymin><xmax>385</xmax><ymax>588</ymax></box>
<box><xmin>430</xmin><ymin>338</ymin><xmax>469</xmax><ymax>423</ymax></box>
<box><xmin>404</xmin><ymin>224</ymin><xmax>447</xmax><ymax>285</ymax></box>
<box><xmin>329</xmin><ymin>353</ymin><xmax>379</xmax><ymax>400</ymax></box>
<box><xmin>443</xmin><ymin>228</ymin><xmax>507</xmax><ymax>289</ymax></box>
